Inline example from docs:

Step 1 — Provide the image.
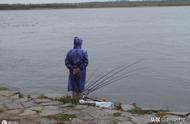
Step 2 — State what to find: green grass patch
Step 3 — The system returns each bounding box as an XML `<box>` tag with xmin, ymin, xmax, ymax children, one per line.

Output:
<box><xmin>155</xmin><ymin>112</ymin><xmax>167</xmax><ymax>117</ymax></box>
<box><xmin>52</xmin><ymin>96</ymin><xmax>73</xmax><ymax>104</ymax></box>
<box><xmin>37</xmin><ymin>94</ymin><xmax>50</xmax><ymax>99</ymax></box>
<box><xmin>113</xmin><ymin>112</ymin><xmax>122</xmax><ymax>117</ymax></box>
<box><xmin>11</xmin><ymin>91</ymin><xmax>24</xmax><ymax>98</ymax></box>
<box><xmin>0</xmin><ymin>109</ymin><xmax>4</xmax><ymax>113</ymax></box>
<box><xmin>127</xmin><ymin>104</ymin><xmax>168</xmax><ymax>115</ymax></box>
<box><xmin>46</xmin><ymin>113</ymin><xmax>77</xmax><ymax>121</ymax></box>
<box><xmin>127</xmin><ymin>105</ymin><xmax>148</xmax><ymax>115</ymax></box>
<box><xmin>0</xmin><ymin>87</ymin><xmax>8</xmax><ymax>91</ymax></box>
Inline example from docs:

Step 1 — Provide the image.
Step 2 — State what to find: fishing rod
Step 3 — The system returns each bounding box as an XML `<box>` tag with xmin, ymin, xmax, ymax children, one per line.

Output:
<box><xmin>89</xmin><ymin>68</ymin><xmax>142</xmax><ymax>94</ymax></box>
<box><xmin>86</xmin><ymin>64</ymin><xmax>139</xmax><ymax>91</ymax></box>
<box><xmin>86</xmin><ymin>60</ymin><xmax>142</xmax><ymax>91</ymax></box>
<box><xmin>86</xmin><ymin>69</ymin><xmax>104</xmax><ymax>88</ymax></box>
<box><xmin>86</xmin><ymin>68</ymin><xmax>140</xmax><ymax>95</ymax></box>
<box><xmin>86</xmin><ymin>62</ymin><xmax>137</xmax><ymax>90</ymax></box>
<box><xmin>87</xmin><ymin>68</ymin><xmax>140</xmax><ymax>93</ymax></box>
<box><xmin>85</xmin><ymin>63</ymin><xmax>126</xmax><ymax>90</ymax></box>
<box><xmin>86</xmin><ymin>69</ymin><xmax>98</xmax><ymax>86</ymax></box>
<box><xmin>87</xmin><ymin>74</ymin><xmax>133</xmax><ymax>95</ymax></box>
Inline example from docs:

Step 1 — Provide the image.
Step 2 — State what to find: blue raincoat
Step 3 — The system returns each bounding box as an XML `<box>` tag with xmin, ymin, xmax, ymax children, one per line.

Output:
<box><xmin>65</xmin><ymin>37</ymin><xmax>88</xmax><ymax>93</ymax></box>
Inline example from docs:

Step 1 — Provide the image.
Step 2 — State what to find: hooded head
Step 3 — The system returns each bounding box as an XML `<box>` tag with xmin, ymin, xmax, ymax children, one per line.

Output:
<box><xmin>74</xmin><ymin>36</ymin><xmax>83</xmax><ymax>49</ymax></box>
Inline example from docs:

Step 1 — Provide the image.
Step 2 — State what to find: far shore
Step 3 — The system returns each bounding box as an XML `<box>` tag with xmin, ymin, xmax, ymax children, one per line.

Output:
<box><xmin>0</xmin><ymin>1</ymin><xmax>190</xmax><ymax>10</ymax></box>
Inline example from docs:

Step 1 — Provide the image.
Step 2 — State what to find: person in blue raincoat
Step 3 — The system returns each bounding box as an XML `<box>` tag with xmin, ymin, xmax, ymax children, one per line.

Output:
<box><xmin>65</xmin><ymin>37</ymin><xmax>88</xmax><ymax>101</ymax></box>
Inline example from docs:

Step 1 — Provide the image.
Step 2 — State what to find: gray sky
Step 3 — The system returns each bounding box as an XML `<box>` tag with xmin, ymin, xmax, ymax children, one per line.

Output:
<box><xmin>0</xmin><ymin>0</ymin><xmax>114</xmax><ymax>4</ymax></box>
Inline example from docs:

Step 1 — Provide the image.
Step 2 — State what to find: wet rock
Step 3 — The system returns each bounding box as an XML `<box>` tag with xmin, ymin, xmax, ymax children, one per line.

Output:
<box><xmin>119</xmin><ymin>111</ymin><xmax>131</xmax><ymax>117</ymax></box>
<box><xmin>84</xmin><ymin>107</ymin><xmax>108</xmax><ymax>119</ymax></box>
<box><xmin>9</xmin><ymin>94</ymin><xmax>20</xmax><ymax>99</ymax></box>
<box><xmin>0</xmin><ymin>90</ymin><xmax>12</xmax><ymax>97</ymax></box>
<box><xmin>1</xmin><ymin>86</ymin><xmax>190</xmax><ymax>124</ymax></box>
<box><xmin>0</xmin><ymin>95</ymin><xmax>9</xmax><ymax>101</ymax></box>
<box><xmin>94</xmin><ymin>118</ymin><xmax>117</xmax><ymax>124</ymax></box>
<box><xmin>121</xmin><ymin>104</ymin><xmax>135</xmax><ymax>111</ymax></box>
<box><xmin>131</xmin><ymin>115</ymin><xmax>152</xmax><ymax>124</ymax></box>
<box><xmin>69</xmin><ymin>118</ymin><xmax>83</xmax><ymax>124</ymax></box>
<box><xmin>19</xmin><ymin>109</ymin><xmax>37</xmax><ymax>116</ymax></box>
<box><xmin>5</xmin><ymin>109</ymin><xmax>23</xmax><ymax>114</ymax></box>
<box><xmin>166</xmin><ymin>112</ymin><xmax>190</xmax><ymax>117</ymax></box>
<box><xmin>60</xmin><ymin>103</ymin><xmax>74</xmax><ymax>108</ymax></box>
<box><xmin>5</xmin><ymin>102</ymin><xmax>23</xmax><ymax>110</ymax></box>
<box><xmin>21</xmin><ymin>101</ymin><xmax>36</xmax><ymax>108</ymax></box>
<box><xmin>0</xmin><ymin>104</ymin><xmax>7</xmax><ymax>112</ymax></box>
<box><xmin>75</xmin><ymin>105</ymin><xmax>89</xmax><ymax>110</ymax></box>
<box><xmin>29</xmin><ymin>106</ymin><xmax>43</xmax><ymax>112</ymax></box>
<box><xmin>40</xmin><ymin>101</ymin><xmax>60</xmax><ymax>106</ymax></box>
<box><xmin>20</xmin><ymin>118</ymin><xmax>41</xmax><ymax>124</ymax></box>
<box><xmin>186</xmin><ymin>115</ymin><xmax>190</xmax><ymax>122</ymax></box>
<box><xmin>40</xmin><ymin>118</ymin><xmax>56</xmax><ymax>124</ymax></box>
<box><xmin>118</xmin><ymin>121</ymin><xmax>133</xmax><ymax>124</ymax></box>
<box><xmin>40</xmin><ymin>109</ymin><xmax>62</xmax><ymax>116</ymax></box>
<box><xmin>77</xmin><ymin>111</ymin><xmax>94</xmax><ymax>120</ymax></box>
<box><xmin>34</xmin><ymin>99</ymin><xmax>51</xmax><ymax>104</ymax></box>
<box><xmin>102</xmin><ymin>109</ymin><xmax>120</xmax><ymax>115</ymax></box>
<box><xmin>15</xmin><ymin>97</ymin><xmax>28</xmax><ymax>103</ymax></box>
<box><xmin>44</xmin><ymin>105</ymin><xmax>59</xmax><ymax>110</ymax></box>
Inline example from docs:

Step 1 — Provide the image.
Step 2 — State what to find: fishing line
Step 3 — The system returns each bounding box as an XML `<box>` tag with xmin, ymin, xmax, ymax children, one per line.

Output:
<box><xmin>86</xmin><ymin>60</ymin><xmax>142</xmax><ymax>90</ymax></box>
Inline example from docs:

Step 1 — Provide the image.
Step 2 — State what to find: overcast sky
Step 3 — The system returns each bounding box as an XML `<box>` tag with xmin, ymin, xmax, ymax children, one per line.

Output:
<box><xmin>0</xmin><ymin>0</ymin><xmax>116</xmax><ymax>4</ymax></box>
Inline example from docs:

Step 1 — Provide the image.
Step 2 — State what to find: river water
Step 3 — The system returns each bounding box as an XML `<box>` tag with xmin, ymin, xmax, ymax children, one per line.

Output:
<box><xmin>0</xmin><ymin>7</ymin><xmax>190</xmax><ymax>111</ymax></box>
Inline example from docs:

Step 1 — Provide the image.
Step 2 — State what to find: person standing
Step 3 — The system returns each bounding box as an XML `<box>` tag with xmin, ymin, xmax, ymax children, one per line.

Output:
<box><xmin>65</xmin><ymin>36</ymin><xmax>88</xmax><ymax>103</ymax></box>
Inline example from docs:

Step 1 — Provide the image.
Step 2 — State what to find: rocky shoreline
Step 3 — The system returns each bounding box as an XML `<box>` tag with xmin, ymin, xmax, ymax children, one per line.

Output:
<box><xmin>0</xmin><ymin>85</ymin><xmax>189</xmax><ymax>124</ymax></box>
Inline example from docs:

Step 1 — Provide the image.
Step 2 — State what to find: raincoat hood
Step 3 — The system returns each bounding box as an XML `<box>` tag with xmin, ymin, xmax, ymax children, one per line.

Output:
<box><xmin>74</xmin><ymin>37</ymin><xmax>83</xmax><ymax>49</ymax></box>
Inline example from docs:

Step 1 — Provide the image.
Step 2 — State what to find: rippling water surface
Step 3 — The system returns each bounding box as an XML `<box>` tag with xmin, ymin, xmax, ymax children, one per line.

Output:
<box><xmin>0</xmin><ymin>7</ymin><xmax>190</xmax><ymax>111</ymax></box>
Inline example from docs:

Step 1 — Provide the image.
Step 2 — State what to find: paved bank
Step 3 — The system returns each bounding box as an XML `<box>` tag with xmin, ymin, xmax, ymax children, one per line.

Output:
<box><xmin>0</xmin><ymin>84</ymin><xmax>189</xmax><ymax>124</ymax></box>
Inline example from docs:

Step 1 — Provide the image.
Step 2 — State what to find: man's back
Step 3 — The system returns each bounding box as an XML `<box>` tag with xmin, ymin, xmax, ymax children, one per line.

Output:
<box><xmin>67</xmin><ymin>49</ymin><xmax>87</xmax><ymax>69</ymax></box>
<box><xmin>65</xmin><ymin>36</ymin><xmax>88</xmax><ymax>94</ymax></box>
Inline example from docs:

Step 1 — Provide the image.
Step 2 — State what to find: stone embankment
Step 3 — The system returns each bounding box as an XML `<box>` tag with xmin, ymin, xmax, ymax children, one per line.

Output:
<box><xmin>0</xmin><ymin>84</ymin><xmax>189</xmax><ymax>124</ymax></box>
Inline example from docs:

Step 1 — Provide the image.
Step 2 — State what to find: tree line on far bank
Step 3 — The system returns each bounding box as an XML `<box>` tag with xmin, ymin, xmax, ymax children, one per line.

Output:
<box><xmin>0</xmin><ymin>0</ymin><xmax>190</xmax><ymax>10</ymax></box>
